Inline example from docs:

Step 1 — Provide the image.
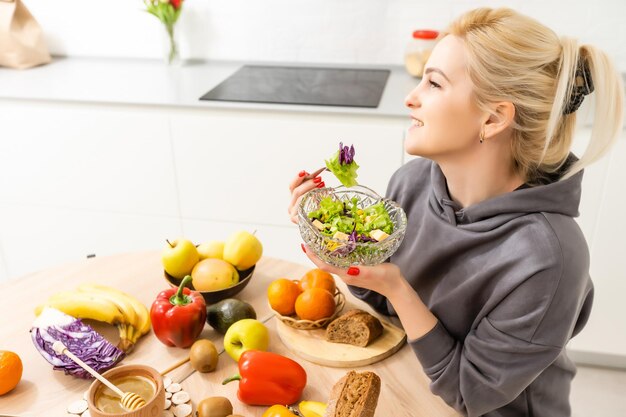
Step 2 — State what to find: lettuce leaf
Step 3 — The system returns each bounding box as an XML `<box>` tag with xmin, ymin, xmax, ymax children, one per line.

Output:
<box><xmin>325</xmin><ymin>142</ymin><xmax>359</xmax><ymax>187</ymax></box>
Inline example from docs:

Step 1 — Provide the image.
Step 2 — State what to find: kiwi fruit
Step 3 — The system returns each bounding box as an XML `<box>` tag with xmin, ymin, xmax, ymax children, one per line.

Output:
<box><xmin>189</xmin><ymin>339</ymin><xmax>218</xmax><ymax>373</ymax></box>
<box><xmin>196</xmin><ymin>396</ymin><xmax>233</xmax><ymax>417</ymax></box>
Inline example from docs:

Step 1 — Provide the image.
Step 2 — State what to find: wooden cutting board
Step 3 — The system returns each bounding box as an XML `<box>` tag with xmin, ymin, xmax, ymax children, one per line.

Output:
<box><xmin>275</xmin><ymin>312</ymin><xmax>407</xmax><ymax>368</ymax></box>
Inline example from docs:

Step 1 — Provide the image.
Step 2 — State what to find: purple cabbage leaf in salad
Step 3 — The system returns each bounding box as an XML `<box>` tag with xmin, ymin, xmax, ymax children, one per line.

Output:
<box><xmin>325</xmin><ymin>142</ymin><xmax>359</xmax><ymax>187</ymax></box>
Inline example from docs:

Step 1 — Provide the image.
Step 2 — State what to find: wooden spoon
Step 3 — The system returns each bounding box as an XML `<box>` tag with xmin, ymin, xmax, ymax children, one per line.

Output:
<box><xmin>52</xmin><ymin>341</ymin><xmax>146</xmax><ymax>411</ymax></box>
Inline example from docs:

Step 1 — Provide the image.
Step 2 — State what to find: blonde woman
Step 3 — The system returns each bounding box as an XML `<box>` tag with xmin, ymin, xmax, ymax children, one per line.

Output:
<box><xmin>288</xmin><ymin>7</ymin><xmax>623</xmax><ymax>417</ymax></box>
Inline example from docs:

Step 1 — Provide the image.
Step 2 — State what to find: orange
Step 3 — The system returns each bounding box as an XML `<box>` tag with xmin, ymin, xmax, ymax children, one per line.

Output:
<box><xmin>0</xmin><ymin>351</ymin><xmax>23</xmax><ymax>395</ymax></box>
<box><xmin>295</xmin><ymin>288</ymin><xmax>336</xmax><ymax>321</ymax></box>
<box><xmin>298</xmin><ymin>269</ymin><xmax>336</xmax><ymax>294</ymax></box>
<box><xmin>267</xmin><ymin>278</ymin><xmax>302</xmax><ymax>316</ymax></box>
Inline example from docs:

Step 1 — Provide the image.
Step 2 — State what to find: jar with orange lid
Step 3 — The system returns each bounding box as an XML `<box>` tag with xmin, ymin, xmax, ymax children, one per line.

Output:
<box><xmin>404</xmin><ymin>29</ymin><xmax>439</xmax><ymax>77</ymax></box>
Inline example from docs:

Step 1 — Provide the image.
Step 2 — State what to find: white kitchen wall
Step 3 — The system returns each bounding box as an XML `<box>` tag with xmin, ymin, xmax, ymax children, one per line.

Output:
<box><xmin>24</xmin><ymin>0</ymin><xmax>626</xmax><ymax>71</ymax></box>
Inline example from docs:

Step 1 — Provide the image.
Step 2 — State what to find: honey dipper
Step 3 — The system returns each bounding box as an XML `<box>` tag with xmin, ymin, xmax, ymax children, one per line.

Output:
<box><xmin>52</xmin><ymin>341</ymin><xmax>146</xmax><ymax>411</ymax></box>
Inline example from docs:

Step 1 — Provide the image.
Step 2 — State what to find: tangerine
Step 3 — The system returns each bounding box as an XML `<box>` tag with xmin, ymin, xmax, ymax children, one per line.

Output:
<box><xmin>0</xmin><ymin>351</ymin><xmax>22</xmax><ymax>395</ymax></box>
<box><xmin>295</xmin><ymin>288</ymin><xmax>336</xmax><ymax>321</ymax></box>
<box><xmin>299</xmin><ymin>269</ymin><xmax>336</xmax><ymax>294</ymax></box>
<box><xmin>267</xmin><ymin>278</ymin><xmax>302</xmax><ymax>316</ymax></box>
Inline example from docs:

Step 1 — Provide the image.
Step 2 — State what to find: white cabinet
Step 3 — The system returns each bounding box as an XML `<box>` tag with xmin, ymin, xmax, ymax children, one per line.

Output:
<box><xmin>0</xmin><ymin>101</ymin><xmax>182</xmax><ymax>279</ymax></box>
<box><xmin>0</xmin><ymin>102</ymin><xmax>179</xmax><ymax>215</ymax></box>
<box><xmin>171</xmin><ymin>109</ymin><xmax>406</xmax><ymax>227</ymax></box>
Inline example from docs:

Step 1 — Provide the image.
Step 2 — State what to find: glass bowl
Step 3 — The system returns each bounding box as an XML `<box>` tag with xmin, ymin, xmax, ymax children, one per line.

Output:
<box><xmin>298</xmin><ymin>185</ymin><xmax>407</xmax><ymax>268</ymax></box>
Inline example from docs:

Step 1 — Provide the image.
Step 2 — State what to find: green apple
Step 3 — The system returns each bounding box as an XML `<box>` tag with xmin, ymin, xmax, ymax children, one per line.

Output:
<box><xmin>197</xmin><ymin>240</ymin><xmax>225</xmax><ymax>260</ymax></box>
<box><xmin>162</xmin><ymin>238</ymin><xmax>199</xmax><ymax>280</ymax></box>
<box><xmin>223</xmin><ymin>318</ymin><xmax>269</xmax><ymax>361</ymax></box>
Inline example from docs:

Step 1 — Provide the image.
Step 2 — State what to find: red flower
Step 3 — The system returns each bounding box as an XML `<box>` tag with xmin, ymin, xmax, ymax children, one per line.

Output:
<box><xmin>171</xmin><ymin>0</ymin><xmax>182</xmax><ymax>10</ymax></box>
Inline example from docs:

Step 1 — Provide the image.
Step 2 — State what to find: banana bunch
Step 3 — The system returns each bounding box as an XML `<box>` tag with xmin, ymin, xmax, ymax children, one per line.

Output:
<box><xmin>34</xmin><ymin>283</ymin><xmax>151</xmax><ymax>353</ymax></box>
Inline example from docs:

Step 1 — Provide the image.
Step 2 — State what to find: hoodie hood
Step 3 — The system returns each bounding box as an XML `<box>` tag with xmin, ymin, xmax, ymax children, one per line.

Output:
<box><xmin>429</xmin><ymin>155</ymin><xmax>583</xmax><ymax>228</ymax></box>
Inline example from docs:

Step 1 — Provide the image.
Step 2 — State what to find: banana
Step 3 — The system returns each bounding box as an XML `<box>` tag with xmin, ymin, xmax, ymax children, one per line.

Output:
<box><xmin>77</xmin><ymin>283</ymin><xmax>138</xmax><ymax>329</ymax></box>
<box><xmin>35</xmin><ymin>284</ymin><xmax>151</xmax><ymax>353</ymax></box>
<box><xmin>79</xmin><ymin>283</ymin><xmax>151</xmax><ymax>336</ymax></box>
<box><xmin>35</xmin><ymin>291</ymin><xmax>125</xmax><ymax>324</ymax></box>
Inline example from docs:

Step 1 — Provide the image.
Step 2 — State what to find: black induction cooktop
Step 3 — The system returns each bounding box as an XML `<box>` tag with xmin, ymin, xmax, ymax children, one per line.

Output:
<box><xmin>199</xmin><ymin>65</ymin><xmax>390</xmax><ymax>108</ymax></box>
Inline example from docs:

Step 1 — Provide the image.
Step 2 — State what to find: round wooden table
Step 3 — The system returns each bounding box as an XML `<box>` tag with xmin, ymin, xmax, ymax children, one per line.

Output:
<box><xmin>0</xmin><ymin>252</ymin><xmax>458</xmax><ymax>417</ymax></box>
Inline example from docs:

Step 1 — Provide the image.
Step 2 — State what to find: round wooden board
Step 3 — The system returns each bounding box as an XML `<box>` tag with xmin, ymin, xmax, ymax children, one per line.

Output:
<box><xmin>276</xmin><ymin>313</ymin><xmax>407</xmax><ymax>368</ymax></box>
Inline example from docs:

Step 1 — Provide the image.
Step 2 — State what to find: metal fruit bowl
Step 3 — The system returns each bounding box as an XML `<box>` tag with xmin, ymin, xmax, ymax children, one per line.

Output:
<box><xmin>297</xmin><ymin>185</ymin><xmax>407</xmax><ymax>268</ymax></box>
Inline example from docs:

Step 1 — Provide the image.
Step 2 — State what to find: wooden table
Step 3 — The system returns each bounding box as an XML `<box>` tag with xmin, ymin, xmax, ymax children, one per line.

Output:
<box><xmin>0</xmin><ymin>252</ymin><xmax>459</xmax><ymax>417</ymax></box>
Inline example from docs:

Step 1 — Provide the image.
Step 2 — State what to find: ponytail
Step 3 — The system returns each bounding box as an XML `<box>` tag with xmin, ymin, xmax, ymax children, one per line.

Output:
<box><xmin>562</xmin><ymin>45</ymin><xmax>624</xmax><ymax>179</ymax></box>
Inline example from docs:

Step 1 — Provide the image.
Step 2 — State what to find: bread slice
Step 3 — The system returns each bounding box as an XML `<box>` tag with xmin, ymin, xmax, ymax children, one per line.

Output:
<box><xmin>325</xmin><ymin>309</ymin><xmax>383</xmax><ymax>347</ymax></box>
<box><xmin>325</xmin><ymin>371</ymin><xmax>381</xmax><ymax>417</ymax></box>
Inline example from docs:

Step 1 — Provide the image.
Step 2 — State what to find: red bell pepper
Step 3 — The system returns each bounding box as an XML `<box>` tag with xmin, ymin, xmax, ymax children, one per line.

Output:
<box><xmin>150</xmin><ymin>275</ymin><xmax>206</xmax><ymax>348</ymax></box>
<box><xmin>222</xmin><ymin>350</ymin><xmax>307</xmax><ymax>405</ymax></box>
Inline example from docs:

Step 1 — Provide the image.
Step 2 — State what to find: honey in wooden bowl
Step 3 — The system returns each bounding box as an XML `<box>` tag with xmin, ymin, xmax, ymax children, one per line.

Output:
<box><xmin>87</xmin><ymin>364</ymin><xmax>165</xmax><ymax>417</ymax></box>
<box><xmin>94</xmin><ymin>375</ymin><xmax>155</xmax><ymax>413</ymax></box>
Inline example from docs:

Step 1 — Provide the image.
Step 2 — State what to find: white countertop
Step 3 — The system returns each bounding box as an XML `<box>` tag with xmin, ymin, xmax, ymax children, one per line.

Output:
<box><xmin>0</xmin><ymin>56</ymin><xmax>417</xmax><ymax>118</ymax></box>
<box><xmin>1</xmin><ymin>57</ymin><xmax>622</xmax><ymax>128</ymax></box>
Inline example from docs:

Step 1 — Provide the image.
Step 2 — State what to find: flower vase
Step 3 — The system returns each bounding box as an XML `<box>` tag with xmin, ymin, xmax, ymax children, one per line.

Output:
<box><xmin>163</xmin><ymin>24</ymin><xmax>181</xmax><ymax>65</ymax></box>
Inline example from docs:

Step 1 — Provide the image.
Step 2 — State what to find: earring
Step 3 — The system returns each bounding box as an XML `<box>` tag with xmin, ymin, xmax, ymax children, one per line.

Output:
<box><xmin>479</xmin><ymin>130</ymin><xmax>485</xmax><ymax>144</ymax></box>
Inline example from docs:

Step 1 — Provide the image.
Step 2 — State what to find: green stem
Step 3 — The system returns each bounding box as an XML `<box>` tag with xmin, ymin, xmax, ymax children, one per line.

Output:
<box><xmin>166</xmin><ymin>24</ymin><xmax>177</xmax><ymax>64</ymax></box>
<box><xmin>222</xmin><ymin>374</ymin><xmax>242</xmax><ymax>385</ymax></box>
<box><xmin>170</xmin><ymin>275</ymin><xmax>192</xmax><ymax>306</ymax></box>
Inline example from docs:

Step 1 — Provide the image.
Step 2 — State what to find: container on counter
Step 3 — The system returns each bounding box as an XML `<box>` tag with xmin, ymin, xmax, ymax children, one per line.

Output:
<box><xmin>404</xmin><ymin>30</ymin><xmax>439</xmax><ymax>78</ymax></box>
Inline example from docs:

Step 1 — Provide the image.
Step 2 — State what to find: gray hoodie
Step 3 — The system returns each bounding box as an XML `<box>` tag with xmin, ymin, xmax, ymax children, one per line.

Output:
<box><xmin>349</xmin><ymin>156</ymin><xmax>592</xmax><ymax>417</ymax></box>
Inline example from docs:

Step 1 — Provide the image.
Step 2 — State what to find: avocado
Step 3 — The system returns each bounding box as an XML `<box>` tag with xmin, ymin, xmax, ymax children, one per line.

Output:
<box><xmin>206</xmin><ymin>298</ymin><xmax>256</xmax><ymax>334</ymax></box>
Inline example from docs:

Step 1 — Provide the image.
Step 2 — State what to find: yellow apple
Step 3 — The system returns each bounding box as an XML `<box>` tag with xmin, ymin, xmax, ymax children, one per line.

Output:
<box><xmin>191</xmin><ymin>258</ymin><xmax>239</xmax><ymax>291</ymax></box>
<box><xmin>162</xmin><ymin>238</ymin><xmax>199</xmax><ymax>280</ymax></box>
<box><xmin>197</xmin><ymin>241</ymin><xmax>225</xmax><ymax>260</ymax></box>
<box><xmin>222</xmin><ymin>231</ymin><xmax>263</xmax><ymax>271</ymax></box>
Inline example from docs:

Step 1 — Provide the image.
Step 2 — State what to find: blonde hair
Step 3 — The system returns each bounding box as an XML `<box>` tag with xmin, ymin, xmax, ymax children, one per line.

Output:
<box><xmin>446</xmin><ymin>8</ymin><xmax>624</xmax><ymax>183</ymax></box>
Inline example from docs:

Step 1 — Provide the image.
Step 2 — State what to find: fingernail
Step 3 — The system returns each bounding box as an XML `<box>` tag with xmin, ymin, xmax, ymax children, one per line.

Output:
<box><xmin>316</xmin><ymin>181</ymin><xmax>325</xmax><ymax>188</ymax></box>
<box><xmin>298</xmin><ymin>170</ymin><xmax>306</xmax><ymax>177</ymax></box>
<box><xmin>301</xmin><ymin>243</ymin><xmax>307</xmax><ymax>253</ymax></box>
<box><xmin>347</xmin><ymin>267</ymin><xmax>360</xmax><ymax>276</ymax></box>
<box><xmin>313</xmin><ymin>177</ymin><xmax>322</xmax><ymax>183</ymax></box>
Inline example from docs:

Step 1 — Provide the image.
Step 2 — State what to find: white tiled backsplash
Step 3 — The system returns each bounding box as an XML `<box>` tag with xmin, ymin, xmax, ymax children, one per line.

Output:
<box><xmin>26</xmin><ymin>0</ymin><xmax>626</xmax><ymax>71</ymax></box>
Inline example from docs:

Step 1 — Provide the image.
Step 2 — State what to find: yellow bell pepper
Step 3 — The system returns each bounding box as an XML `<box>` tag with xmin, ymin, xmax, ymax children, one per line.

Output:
<box><xmin>262</xmin><ymin>405</ymin><xmax>299</xmax><ymax>417</ymax></box>
<box><xmin>299</xmin><ymin>400</ymin><xmax>328</xmax><ymax>417</ymax></box>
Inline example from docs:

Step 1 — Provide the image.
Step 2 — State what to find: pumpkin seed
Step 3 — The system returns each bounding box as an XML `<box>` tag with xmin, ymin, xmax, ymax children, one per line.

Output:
<box><xmin>66</xmin><ymin>399</ymin><xmax>88</xmax><ymax>415</ymax></box>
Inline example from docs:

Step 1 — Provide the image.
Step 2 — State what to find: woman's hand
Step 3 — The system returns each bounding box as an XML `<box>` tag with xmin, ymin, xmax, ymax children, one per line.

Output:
<box><xmin>287</xmin><ymin>170</ymin><xmax>325</xmax><ymax>224</ymax></box>
<box><xmin>300</xmin><ymin>243</ymin><xmax>439</xmax><ymax>339</ymax></box>
<box><xmin>300</xmin><ymin>243</ymin><xmax>404</xmax><ymax>299</ymax></box>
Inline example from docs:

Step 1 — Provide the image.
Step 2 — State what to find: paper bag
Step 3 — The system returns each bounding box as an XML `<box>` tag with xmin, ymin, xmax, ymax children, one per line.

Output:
<box><xmin>0</xmin><ymin>0</ymin><xmax>51</xmax><ymax>69</ymax></box>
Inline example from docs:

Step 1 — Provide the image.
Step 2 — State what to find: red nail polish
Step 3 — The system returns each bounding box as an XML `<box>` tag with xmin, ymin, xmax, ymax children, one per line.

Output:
<box><xmin>298</xmin><ymin>170</ymin><xmax>306</xmax><ymax>177</ymax></box>
<box><xmin>313</xmin><ymin>177</ymin><xmax>322</xmax><ymax>183</ymax></box>
<box><xmin>301</xmin><ymin>243</ymin><xmax>306</xmax><ymax>253</ymax></box>
<box><xmin>347</xmin><ymin>267</ymin><xmax>360</xmax><ymax>276</ymax></box>
<box><xmin>316</xmin><ymin>181</ymin><xmax>325</xmax><ymax>188</ymax></box>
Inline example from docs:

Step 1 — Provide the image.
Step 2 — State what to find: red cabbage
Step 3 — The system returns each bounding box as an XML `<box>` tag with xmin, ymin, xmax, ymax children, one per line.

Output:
<box><xmin>30</xmin><ymin>307</ymin><xmax>125</xmax><ymax>379</ymax></box>
<box><xmin>338</xmin><ymin>142</ymin><xmax>356</xmax><ymax>165</ymax></box>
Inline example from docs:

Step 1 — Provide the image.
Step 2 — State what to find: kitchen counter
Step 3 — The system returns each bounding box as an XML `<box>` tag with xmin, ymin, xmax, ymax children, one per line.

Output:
<box><xmin>0</xmin><ymin>57</ymin><xmax>417</xmax><ymax>118</ymax></box>
<box><xmin>0</xmin><ymin>252</ymin><xmax>459</xmax><ymax>417</ymax></box>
